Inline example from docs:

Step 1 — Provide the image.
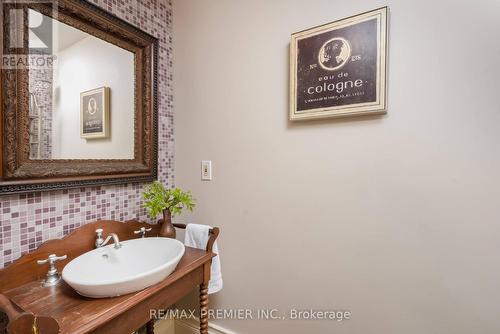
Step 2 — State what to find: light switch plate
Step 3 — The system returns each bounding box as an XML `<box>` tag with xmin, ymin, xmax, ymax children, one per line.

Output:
<box><xmin>201</xmin><ymin>160</ymin><xmax>212</xmax><ymax>181</ymax></box>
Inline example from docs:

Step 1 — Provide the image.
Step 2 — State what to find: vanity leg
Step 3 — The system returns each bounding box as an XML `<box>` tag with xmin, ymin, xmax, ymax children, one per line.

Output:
<box><xmin>199</xmin><ymin>283</ymin><xmax>209</xmax><ymax>334</ymax></box>
<box><xmin>146</xmin><ymin>319</ymin><xmax>155</xmax><ymax>334</ymax></box>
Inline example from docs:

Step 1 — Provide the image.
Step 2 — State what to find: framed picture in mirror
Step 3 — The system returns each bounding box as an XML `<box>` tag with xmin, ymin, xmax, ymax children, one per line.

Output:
<box><xmin>80</xmin><ymin>87</ymin><xmax>110</xmax><ymax>139</ymax></box>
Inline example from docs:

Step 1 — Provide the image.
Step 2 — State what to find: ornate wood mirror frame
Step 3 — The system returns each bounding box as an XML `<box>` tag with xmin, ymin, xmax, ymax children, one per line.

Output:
<box><xmin>0</xmin><ymin>0</ymin><xmax>158</xmax><ymax>194</ymax></box>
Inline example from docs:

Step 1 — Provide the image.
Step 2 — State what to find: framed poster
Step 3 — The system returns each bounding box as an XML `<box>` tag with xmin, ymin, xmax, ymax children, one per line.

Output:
<box><xmin>289</xmin><ymin>7</ymin><xmax>388</xmax><ymax>120</ymax></box>
<box><xmin>80</xmin><ymin>87</ymin><xmax>110</xmax><ymax>139</ymax></box>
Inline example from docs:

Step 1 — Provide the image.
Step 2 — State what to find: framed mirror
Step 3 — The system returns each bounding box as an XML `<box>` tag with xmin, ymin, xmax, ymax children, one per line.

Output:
<box><xmin>0</xmin><ymin>0</ymin><xmax>158</xmax><ymax>194</ymax></box>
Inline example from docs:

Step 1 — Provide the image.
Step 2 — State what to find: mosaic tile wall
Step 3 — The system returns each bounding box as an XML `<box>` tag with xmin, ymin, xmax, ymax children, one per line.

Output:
<box><xmin>0</xmin><ymin>0</ymin><xmax>174</xmax><ymax>268</ymax></box>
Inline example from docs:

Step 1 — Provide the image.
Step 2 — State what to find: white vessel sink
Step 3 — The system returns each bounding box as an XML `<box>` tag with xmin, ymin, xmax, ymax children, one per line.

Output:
<box><xmin>62</xmin><ymin>237</ymin><xmax>185</xmax><ymax>298</ymax></box>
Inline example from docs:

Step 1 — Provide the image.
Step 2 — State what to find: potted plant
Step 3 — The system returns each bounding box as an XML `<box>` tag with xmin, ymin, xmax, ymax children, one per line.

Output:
<box><xmin>142</xmin><ymin>181</ymin><xmax>195</xmax><ymax>238</ymax></box>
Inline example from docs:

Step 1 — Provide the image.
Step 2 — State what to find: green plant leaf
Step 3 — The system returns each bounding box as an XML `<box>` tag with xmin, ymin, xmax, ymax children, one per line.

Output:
<box><xmin>142</xmin><ymin>181</ymin><xmax>196</xmax><ymax>218</ymax></box>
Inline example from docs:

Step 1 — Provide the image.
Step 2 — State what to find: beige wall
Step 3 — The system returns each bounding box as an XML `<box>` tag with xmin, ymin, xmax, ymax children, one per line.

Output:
<box><xmin>173</xmin><ymin>0</ymin><xmax>500</xmax><ymax>333</ymax></box>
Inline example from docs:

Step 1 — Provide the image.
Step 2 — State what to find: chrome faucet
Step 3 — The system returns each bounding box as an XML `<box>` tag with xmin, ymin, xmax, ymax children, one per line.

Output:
<box><xmin>95</xmin><ymin>229</ymin><xmax>122</xmax><ymax>249</ymax></box>
<box><xmin>133</xmin><ymin>226</ymin><xmax>152</xmax><ymax>238</ymax></box>
<box><xmin>37</xmin><ymin>253</ymin><xmax>67</xmax><ymax>286</ymax></box>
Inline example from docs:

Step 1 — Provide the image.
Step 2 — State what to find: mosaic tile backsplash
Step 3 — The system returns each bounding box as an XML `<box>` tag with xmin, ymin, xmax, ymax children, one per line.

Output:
<box><xmin>0</xmin><ymin>0</ymin><xmax>174</xmax><ymax>268</ymax></box>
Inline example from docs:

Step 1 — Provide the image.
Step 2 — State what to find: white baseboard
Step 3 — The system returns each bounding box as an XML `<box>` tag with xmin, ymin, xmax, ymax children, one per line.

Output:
<box><xmin>155</xmin><ymin>318</ymin><xmax>235</xmax><ymax>334</ymax></box>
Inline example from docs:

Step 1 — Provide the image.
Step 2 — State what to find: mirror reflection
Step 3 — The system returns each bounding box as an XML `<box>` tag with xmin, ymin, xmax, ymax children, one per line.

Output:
<box><xmin>28</xmin><ymin>9</ymin><xmax>135</xmax><ymax>160</ymax></box>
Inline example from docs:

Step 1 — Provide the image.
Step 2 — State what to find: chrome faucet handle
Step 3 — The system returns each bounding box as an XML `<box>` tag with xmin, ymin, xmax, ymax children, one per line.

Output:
<box><xmin>133</xmin><ymin>227</ymin><xmax>152</xmax><ymax>238</ymax></box>
<box><xmin>95</xmin><ymin>228</ymin><xmax>105</xmax><ymax>248</ymax></box>
<box><xmin>37</xmin><ymin>254</ymin><xmax>67</xmax><ymax>286</ymax></box>
<box><xmin>96</xmin><ymin>228</ymin><xmax>103</xmax><ymax>238</ymax></box>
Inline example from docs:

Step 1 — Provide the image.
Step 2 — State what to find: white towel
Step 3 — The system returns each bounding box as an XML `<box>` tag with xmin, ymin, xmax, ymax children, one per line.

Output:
<box><xmin>184</xmin><ymin>224</ymin><xmax>223</xmax><ymax>294</ymax></box>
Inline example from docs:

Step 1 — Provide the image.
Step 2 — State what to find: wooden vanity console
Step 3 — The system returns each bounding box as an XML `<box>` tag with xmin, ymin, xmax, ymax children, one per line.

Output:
<box><xmin>0</xmin><ymin>220</ymin><xmax>219</xmax><ymax>334</ymax></box>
